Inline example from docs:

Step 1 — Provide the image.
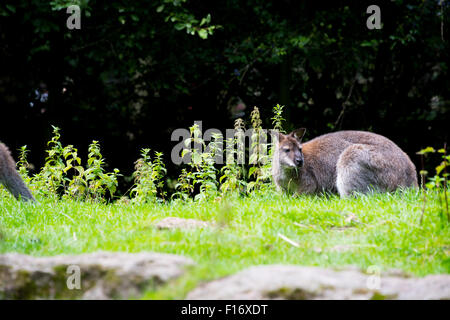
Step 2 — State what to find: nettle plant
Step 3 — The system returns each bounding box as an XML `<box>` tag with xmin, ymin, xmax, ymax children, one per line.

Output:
<box><xmin>216</xmin><ymin>118</ymin><xmax>249</xmax><ymax>198</ymax></box>
<box><xmin>271</xmin><ymin>103</ymin><xmax>286</xmax><ymax>134</ymax></box>
<box><xmin>18</xmin><ymin>126</ymin><xmax>120</xmax><ymax>202</ymax></box>
<box><xmin>173</xmin><ymin>104</ymin><xmax>287</xmax><ymax>201</ymax></box>
<box><xmin>82</xmin><ymin>140</ymin><xmax>121</xmax><ymax>201</ymax></box>
<box><xmin>417</xmin><ymin>146</ymin><xmax>449</xmax><ymax>224</ymax></box>
<box><xmin>17</xmin><ymin>145</ymin><xmax>32</xmax><ymax>186</ymax></box>
<box><xmin>9</xmin><ymin>104</ymin><xmax>288</xmax><ymax>203</ymax></box>
<box><xmin>219</xmin><ymin>138</ymin><xmax>243</xmax><ymax>196</ymax></box>
<box><xmin>131</xmin><ymin>148</ymin><xmax>167</xmax><ymax>203</ymax></box>
<box><xmin>174</xmin><ymin>123</ymin><xmax>219</xmax><ymax>202</ymax></box>
<box><xmin>32</xmin><ymin>126</ymin><xmax>68</xmax><ymax>197</ymax></box>
<box><xmin>247</xmin><ymin>106</ymin><xmax>273</xmax><ymax>194</ymax></box>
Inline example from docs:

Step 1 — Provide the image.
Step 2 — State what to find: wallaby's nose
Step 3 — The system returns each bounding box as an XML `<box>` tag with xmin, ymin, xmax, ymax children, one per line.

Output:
<box><xmin>295</xmin><ymin>158</ymin><xmax>303</xmax><ymax>167</ymax></box>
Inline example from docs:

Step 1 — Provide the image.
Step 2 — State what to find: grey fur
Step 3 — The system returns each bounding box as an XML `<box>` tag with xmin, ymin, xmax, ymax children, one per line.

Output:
<box><xmin>0</xmin><ymin>142</ymin><xmax>35</xmax><ymax>201</ymax></box>
<box><xmin>272</xmin><ymin>130</ymin><xmax>418</xmax><ymax>197</ymax></box>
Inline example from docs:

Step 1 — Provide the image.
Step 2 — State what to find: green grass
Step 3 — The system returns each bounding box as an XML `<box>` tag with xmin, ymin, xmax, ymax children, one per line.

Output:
<box><xmin>0</xmin><ymin>189</ymin><xmax>449</xmax><ymax>299</ymax></box>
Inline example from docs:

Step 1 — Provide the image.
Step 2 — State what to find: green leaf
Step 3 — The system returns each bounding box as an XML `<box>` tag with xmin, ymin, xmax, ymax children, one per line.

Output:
<box><xmin>174</xmin><ymin>23</ymin><xmax>186</xmax><ymax>31</ymax></box>
<box><xmin>6</xmin><ymin>4</ymin><xmax>16</xmax><ymax>13</ymax></box>
<box><xmin>198</xmin><ymin>29</ymin><xmax>208</xmax><ymax>39</ymax></box>
<box><xmin>436</xmin><ymin>162</ymin><xmax>446</xmax><ymax>175</ymax></box>
<box><xmin>417</xmin><ymin>147</ymin><xmax>435</xmax><ymax>155</ymax></box>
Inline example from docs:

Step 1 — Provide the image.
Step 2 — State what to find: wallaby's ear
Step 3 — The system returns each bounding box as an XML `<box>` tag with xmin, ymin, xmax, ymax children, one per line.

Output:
<box><xmin>290</xmin><ymin>128</ymin><xmax>306</xmax><ymax>141</ymax></box>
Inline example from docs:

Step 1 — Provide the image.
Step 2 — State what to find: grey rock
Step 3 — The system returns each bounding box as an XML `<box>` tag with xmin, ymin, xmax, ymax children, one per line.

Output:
<box><xmin>186</xmin><ymin>265</ymin><xmax>450</xmax><ymax>300</ymax></box>
<box><xmin>0</xmin><ymin>251</ymin><xmax>194</xmax><ymax>299</ymax></box>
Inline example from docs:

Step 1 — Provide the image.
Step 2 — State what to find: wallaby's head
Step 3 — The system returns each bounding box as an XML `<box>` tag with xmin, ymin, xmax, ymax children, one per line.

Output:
<box><xmin>276</xmin><ymin>128</ymin><xmax>306</xmax><ymax>168</ymax></box>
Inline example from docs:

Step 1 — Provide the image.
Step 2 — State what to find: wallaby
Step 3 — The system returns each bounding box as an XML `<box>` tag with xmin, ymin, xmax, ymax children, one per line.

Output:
<box><xmin>272</xmin><ymin>129</ymin><xmax>418</xmax><ymax>196</ymax></box>
<box><xmin>0</xmin><ymin>142</ymin><xmax>35</xmax><ymax>201</ymax></box>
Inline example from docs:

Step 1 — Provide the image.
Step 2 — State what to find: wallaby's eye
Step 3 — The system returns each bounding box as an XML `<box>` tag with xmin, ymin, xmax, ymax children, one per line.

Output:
<box><xmin>283</xmin><ymin>148</ymin><xmax>290</xmax><ymax>153</ymax></box>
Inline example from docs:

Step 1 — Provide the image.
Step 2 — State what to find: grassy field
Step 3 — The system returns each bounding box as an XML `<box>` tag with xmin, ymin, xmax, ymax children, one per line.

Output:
<box><xmin>0</xmin><ymin>189</ymin><xmax>449</xmax><ymax>299</ymax></box>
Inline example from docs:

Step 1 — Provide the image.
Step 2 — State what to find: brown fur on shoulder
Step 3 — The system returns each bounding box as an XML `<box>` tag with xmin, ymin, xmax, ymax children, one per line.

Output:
<box><xmin>0</xmin><ymin>142</ymin><xmax>35</xmax><ymax>201</ymax></box>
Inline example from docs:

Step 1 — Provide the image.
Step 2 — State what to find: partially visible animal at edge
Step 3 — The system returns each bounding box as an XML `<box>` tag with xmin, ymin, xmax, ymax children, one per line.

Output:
<box><xmin>0</xmin><ymin>142</ymin><xmax>35</xmax><ymax>201</ymax></box>
<box><xmin>272</xmin><ymin>129</ymin><xmax>418</xmax><ymax>197</ymax></box>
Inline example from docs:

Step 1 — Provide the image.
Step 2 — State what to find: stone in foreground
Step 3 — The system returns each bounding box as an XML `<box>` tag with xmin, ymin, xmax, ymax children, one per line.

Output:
<box><xmin>0</xmin><ymin>251</ymin><xmax>194</xmax><ymax>299</ymax></box>
<box><xmin>186</xmin><ymin>265</ymin><xmax>450</xmax><ymax>300</ymax></box>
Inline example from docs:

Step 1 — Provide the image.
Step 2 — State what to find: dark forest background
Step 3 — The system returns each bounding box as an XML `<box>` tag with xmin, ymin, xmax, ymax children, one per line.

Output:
<box><xmin>0</xmin><ymin>0</ymin><xmax>449</xmax><ymax>194</ymax></box>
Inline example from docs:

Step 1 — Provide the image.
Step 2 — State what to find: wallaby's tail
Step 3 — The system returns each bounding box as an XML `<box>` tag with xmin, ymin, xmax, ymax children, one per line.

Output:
<box><xmin>0</xmin><ymin>142</ymin><xmax>35</xmax><ymax>201</ymax></box>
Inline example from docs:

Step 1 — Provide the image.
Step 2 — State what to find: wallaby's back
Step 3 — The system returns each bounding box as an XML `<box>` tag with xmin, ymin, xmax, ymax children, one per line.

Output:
<box><xmin>0</xmin><ymin>142</ymin><xmax>35</xmax><ymax>201</ymax></box>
